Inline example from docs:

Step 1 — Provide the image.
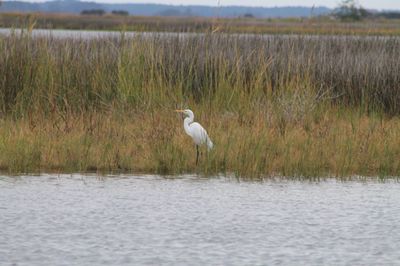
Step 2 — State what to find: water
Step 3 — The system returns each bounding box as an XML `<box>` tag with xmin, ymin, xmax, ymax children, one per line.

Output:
<box><xmin>0</xmin><ymin>28</ymin><xmax>164</xmax><ymax>39</ymax></box>
<box><xmin>1</xmin><ymin>175</ymin><xmax>400</xmax><ymax>266</ymax></box>
<box><xmin>0</xmin><ymin>28</ymin><xmax>397</xmax><ymax>41</ymax></box>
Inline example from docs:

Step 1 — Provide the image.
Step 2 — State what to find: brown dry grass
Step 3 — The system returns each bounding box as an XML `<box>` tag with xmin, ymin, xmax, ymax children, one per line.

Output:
<box><xmin>1</xmin><ymin>12</ymin><xmax>400</xmax><ymax>36</ymax></box>
<box><xmin>0</xmin><ymin>107</ymin><xmax>399</xmax><ymax>178</ymax></box>
<box><xmin>0</xmin><ymin>32</ymin><xmax>399</xmax><ymax>178</ymax></box>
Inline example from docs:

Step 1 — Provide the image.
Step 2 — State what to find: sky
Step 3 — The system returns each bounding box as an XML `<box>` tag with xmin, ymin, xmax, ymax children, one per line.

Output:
<box><xmin>13</xmin><ymin>1</ymin><xmax>400</xmax><ymax>10</ymax></box>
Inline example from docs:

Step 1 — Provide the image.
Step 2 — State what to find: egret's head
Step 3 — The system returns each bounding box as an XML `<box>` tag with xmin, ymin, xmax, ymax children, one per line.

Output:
<box><xmin>175</xmin><ymin>109</ymin><xmax>194</xmax><ymax>118</ymax></box>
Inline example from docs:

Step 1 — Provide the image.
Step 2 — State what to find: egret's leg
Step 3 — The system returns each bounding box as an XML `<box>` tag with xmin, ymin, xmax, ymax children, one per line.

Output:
<box><xmin>196</xmin><ymin>145</ymin><xmax>199</xmax><ymax>165</ymax></box>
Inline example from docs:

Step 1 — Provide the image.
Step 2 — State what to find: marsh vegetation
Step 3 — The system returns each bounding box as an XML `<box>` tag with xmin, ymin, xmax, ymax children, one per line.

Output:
<box><xmin>2</xmin><ymin>13</ymin><xmax>400</xmax><ymax>36</ymax></box>
<box><xmin>0</xmin><ymin>31</ymin><xmax>399</xmax><ymax>177</ymax></box>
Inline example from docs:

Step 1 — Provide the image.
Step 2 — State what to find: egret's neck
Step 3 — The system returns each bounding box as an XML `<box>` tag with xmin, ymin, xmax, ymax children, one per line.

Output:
<box><xmin>183</xmin><ymin>115</ymin><xmax>194</xmax><ymax>136</ymax></box>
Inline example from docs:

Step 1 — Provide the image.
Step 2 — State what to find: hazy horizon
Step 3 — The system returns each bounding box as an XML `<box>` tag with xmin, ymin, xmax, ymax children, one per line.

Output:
<box><xmin>6</xmin><ymin>0</ymin><xmax>400</xmax><ymax>11</ymax></box>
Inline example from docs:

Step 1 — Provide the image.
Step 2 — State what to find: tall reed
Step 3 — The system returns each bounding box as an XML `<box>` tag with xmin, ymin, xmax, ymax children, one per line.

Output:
<box><xmin>0</xmin><ymin>32</ymin><xmax>399</xmax><ymax>177</ymax></box>
<box><xmin>1</xmin><ymin>33</ymin><xmax>400</xmax><ymax>116</ymax></box>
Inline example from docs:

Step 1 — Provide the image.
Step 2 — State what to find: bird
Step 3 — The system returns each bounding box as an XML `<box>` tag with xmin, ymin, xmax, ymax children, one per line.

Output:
<box><xmin>175</xmin><ymin>109</ymin><xmax>213</xmax><ymax>165</ymax></box>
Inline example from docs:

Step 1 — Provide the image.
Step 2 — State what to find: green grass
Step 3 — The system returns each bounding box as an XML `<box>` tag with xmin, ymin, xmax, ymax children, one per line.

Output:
<box><xmin>0</xmin><ymin>31</ymin><xmax>399</xmax><ymax>178</ymax></box>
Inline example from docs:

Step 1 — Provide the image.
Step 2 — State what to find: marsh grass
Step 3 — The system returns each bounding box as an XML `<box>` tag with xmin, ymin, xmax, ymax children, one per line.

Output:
<box><xmin>2</xmin><ymin>13</ymin><xmax>400</xmax><ymax>36</ymax></box>
<box><xmin>0</xmin><ymin>32</ymin><xmax>399</xmax><ymax>177</ymax></box>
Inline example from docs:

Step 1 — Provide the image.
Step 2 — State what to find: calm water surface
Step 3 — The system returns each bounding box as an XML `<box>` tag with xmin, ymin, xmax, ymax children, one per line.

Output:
<box><xmin>0</xmin><ymin>28</ymin><xmax>397</xmax><ymax>41</ymax></box>
<box><xmin>1</xmin><ymin>175</ymin><xmax>400</xmax><ymax>266</ymax></box>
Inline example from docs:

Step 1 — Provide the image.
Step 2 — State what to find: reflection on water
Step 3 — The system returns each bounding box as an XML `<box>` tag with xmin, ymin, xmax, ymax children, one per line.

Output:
<box><xmin>1</xmin><ymin>175</ymin><xmax>400</xmax><ymax>265</ymax></box>
<box><xmin>0</xmin><ymin>28</ymin><xmax>397</xmax><ymax>41</ymax></box>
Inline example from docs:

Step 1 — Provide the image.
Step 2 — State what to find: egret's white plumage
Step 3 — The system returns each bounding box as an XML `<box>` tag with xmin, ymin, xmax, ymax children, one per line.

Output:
<box><xmin>176</xmin><ymin>109</ymin><xmax>213</xmax><ymax>164</ymax></box>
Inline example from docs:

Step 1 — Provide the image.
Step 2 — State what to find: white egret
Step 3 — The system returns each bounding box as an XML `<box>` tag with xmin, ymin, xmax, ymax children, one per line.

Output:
<box><xmin>175</xmin><ymin>109</ymin><xmax>213</xmax><ymax>165</ymax></box>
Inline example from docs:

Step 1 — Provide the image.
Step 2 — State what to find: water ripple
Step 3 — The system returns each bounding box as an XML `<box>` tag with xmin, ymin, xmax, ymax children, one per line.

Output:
<box><xmin>1</xmin><ymin>176</ymin><xmax>400</xmax><ymax>265</ymax></box>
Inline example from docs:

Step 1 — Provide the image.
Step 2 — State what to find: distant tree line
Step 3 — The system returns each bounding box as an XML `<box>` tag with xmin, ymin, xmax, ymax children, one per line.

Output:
<box><xmin>333</xmin><ymin>0</ymin><xmax>369</xmax><ymax>21</ymax></box>
<box><xmin>80</xmin><ymin>9</ymin><xmax>129</xmax><ymax>16</ymax></box>
<box><xmin>81</xmin><ymin>9</ymin><xmax>105</xmax><ymax>16</ymax></box>
<box><xmin>333</xmin><ymin>0</ymin><xmax>400</xmax><ymax>21</ymax></box>
<box><xmin>376</xmin><ymin>12</ymin><xmax>400</xmax><ymax>19</ymax></box>
<box><xmin>111</xmin><ymin>10</ymin><xmax>129</xmax><ymax>16</ymax></box>
<box><xmin>243</xmin><ymin>13</ymin><xmax>255</xmax><ymax>18</ymax></box>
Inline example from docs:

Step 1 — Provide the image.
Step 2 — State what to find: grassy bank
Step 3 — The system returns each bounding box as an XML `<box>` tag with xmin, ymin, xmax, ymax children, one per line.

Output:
<box><xmin>1</xmin><ymin>109</ymin><xmax>399</xmax><ymax>178</ymax></box>
<box><xmin>2</xmin><ymin>12</ymin><xmax>400</xmax><ymax>36</ymax></box>
<box><xmin>0</xmin><ymin>32</ymin><xmax>399</xmax><ymax>178</ymax></box>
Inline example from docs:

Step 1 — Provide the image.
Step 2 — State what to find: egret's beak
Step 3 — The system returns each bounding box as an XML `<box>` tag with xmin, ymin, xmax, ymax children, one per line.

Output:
<box><xmin>175</xmin><ymin>110</ymin><xmax>184</xmax><ymax>113</ymax></box>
